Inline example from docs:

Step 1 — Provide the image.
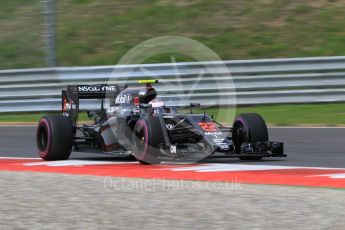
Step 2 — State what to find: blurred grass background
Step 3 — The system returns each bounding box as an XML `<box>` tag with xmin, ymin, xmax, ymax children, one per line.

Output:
<box><xmin>1</xmin><ymin>0</ymin><xmax>345</xmax><ymax>69</ymax></box>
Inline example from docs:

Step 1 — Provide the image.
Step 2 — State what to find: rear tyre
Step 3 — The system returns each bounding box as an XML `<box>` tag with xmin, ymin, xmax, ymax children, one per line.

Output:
<box><xmin>232</xmin><ymin>113</ymin><xmax>268</xmax><ymax>161</ymax></box>
<box><xmin>132</xmin><ymin>117</ymin><xmax>165</xmax><ymax>164</ymax></box>
<box><xmin>36</xmin><ymin>115</ymin><xmax>73</xmax><ymax>160</ymax></box>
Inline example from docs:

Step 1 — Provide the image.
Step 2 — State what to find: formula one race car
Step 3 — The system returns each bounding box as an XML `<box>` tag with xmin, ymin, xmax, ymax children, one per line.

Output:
<box><xmin>36</xmin><ymin>80</ymin><xmax>285</xmax><ymax>164</ymax></box>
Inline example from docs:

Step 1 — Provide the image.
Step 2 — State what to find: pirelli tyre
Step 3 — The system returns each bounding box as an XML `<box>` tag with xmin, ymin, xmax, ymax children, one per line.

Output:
<box><xmin>132</xmin><ymin>117</ymin><xmax>165</xmax><ymax>164</ymax></box>
<box><xmin>232</xmin><ymin>113</ymin><xmax>268</xmax><ymax>161</ymax></box>
<box><xmin>36</xmin><ymin>115</ymin><xmax>73</xmax><ymax>160</ymax></box>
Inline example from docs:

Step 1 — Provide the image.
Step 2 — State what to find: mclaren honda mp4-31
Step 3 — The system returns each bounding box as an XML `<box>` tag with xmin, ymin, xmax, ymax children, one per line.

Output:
<box><xmin>36</xmin><ymin>80</ymin><xmax>285</xmax><ymax>164</ymax></box>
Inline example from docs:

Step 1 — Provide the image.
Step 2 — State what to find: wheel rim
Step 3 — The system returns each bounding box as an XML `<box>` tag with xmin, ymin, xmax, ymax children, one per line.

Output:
<box><xmin>232</xmin><ymin>119</ymin><xmax>249</xmax><ymax>152</ymax></box>
<box><xmin>37</xmin><ymin>126</ymin><xmax>48</xmax><ymax>151</ymax></box>
<box><xmin>133</xmin><ymin>121</ymin><xmax>148</xmax><ymax>159</ymax></box>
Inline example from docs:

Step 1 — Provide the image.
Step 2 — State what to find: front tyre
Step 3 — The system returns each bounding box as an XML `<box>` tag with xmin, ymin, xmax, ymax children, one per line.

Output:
<box><xmin>232</xmin><ymin>113</ymin><xmax>268</xmax><ymax>161</ymax></box>
<box><xmin>132</xmin><ymin>117</ymin><xmax>165</xmax><ymax>164</ymax></box>
<box><xmin>36</xmin><ymin>115</ymin><xmax>73</xmax><ymax>160</ymax></box>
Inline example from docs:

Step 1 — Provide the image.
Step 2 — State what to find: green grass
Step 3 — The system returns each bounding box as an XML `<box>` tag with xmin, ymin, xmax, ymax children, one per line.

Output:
<box><xmin>1</xmin><ymin>0</ymin><xmax>345</xmax><ymax>69</ymax></box>
<box><xmin>205</xmin><ymin>103</ymin><xmax>345</xmax><ymax>126</ymax></box>
<box><xmin>1</xmin><ymin>103</ymin><xmax>344</xmax><ymax>126</ymax></box>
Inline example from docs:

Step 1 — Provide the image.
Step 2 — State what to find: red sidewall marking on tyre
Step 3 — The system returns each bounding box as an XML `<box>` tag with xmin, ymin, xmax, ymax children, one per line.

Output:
<box><xmin>1</xmin><ymin>158</ymin><xmax>345</xmax><ymax>189</ymax></box>
<box><xmin>37</xmin><ymin>119</ymin><xmax>51</xmax><ymax>158</ymax></box>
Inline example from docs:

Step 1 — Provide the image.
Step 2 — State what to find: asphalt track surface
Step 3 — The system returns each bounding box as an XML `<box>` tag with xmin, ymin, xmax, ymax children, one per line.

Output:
<box><xmin>0</xmin><ymin>126</ymin><xmax>344</xmax><ymax>168</ymax></box>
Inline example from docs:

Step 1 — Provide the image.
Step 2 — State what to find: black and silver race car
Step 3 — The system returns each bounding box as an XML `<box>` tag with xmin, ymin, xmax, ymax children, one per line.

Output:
<box><xmin>36</xmin><ymin>80</ymin><xmax>285</xmax><ymax>164</ymax></box>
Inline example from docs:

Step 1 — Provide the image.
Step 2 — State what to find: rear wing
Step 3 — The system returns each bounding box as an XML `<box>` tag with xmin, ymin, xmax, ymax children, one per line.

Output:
<box><xmin>62</xmin><ymin>84</ymin><xmax>127</xmax><ymax>126</ymax></box>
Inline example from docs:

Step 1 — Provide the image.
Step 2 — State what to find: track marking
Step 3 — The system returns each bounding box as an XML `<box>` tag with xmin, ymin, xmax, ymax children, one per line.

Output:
<box><xmin>157</xmin><ymin>163</ymin><xmax>345</xmax><ymax>172</ymax></box>
<box><xmin>1</xmin><ymin>159</ymin><xmax>345</xmax><ymax>188</ymax></box>
<box><xmin>0</xmin><ymin>156</ymin><xmax>41</xmax><ymax>160</ymax></box>
<box><xmin>159</xmin><ymin>164</ymin><xmax>298</xmax><ymax>172</ymax></box>
<box><xmin>308</xmin><ymin>173</ymin><xmax>345</xmax><ymax>179</ymax></box>
<box><xmin>23</xmin><ymin>160</ymin><xmax>137</xmax><ymax>167</ymax></box>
